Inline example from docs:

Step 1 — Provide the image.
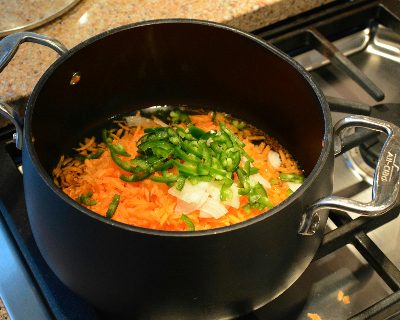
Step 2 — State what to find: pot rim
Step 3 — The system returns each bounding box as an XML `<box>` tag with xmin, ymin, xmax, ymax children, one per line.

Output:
<box><xmin>24</xmin><ymin>18</ymin><xmax>333</xmax><ymax>237</ymax></box>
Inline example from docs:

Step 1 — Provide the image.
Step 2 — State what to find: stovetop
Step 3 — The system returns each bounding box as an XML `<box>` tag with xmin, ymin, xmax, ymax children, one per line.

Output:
<box><xmin>1</xmin><ymin>0</ymin><xmax>400</xmax><ymax>319</ymax></box>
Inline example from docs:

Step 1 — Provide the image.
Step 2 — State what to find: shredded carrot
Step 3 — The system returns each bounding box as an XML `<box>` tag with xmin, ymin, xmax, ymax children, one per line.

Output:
<box><xmin>342</xmin><ymin>296</ymin><xmax>350</xmax><ymax>304</ymax></box>
<box><xmin>53</xmin><ymin>112</ymin><xmax>302</xmax><ymax>231</ymax></box>
<box><xmin>307</xmin><ymin>313</ymin><xmax>322</xmax><ymax>320</ymax></box>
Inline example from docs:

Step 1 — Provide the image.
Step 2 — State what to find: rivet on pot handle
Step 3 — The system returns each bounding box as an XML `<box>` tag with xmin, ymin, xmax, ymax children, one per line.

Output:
<box><xmin>0</xmin><ymin>32</ymin><xmax>68</xmax><ymax>150</ymax></box>
<box><xmin>299</xmin><ymin>115</ymin><xmax>400</xmax><ymax>235</ymax></box>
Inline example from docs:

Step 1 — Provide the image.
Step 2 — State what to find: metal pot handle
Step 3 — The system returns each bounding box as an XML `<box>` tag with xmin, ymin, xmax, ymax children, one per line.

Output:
<box><xmin>299</xmin><ymin>115</ymin><xmax>400</xmax><ymax>235</ymax></box>
<box><xmin>0</xmin><ymin>32</ymin><xmax>68</xmax><ymax>149</ymax></box>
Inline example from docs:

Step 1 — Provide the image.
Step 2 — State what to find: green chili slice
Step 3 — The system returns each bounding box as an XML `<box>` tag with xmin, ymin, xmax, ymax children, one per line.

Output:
<box><xmin>219</xmin><ymin>122</ymin><xmax>245</xmax><ymax>147</ymax></box>
<box><xmin>170</xmin><ymin>110</ymin><xmax>190</xmax><ymax>124</ymax></box>
<box><xmin>174</xmin><ymin>147</ymin><xmax>200</xmax><ymax>164</ymax></box>
<box><xmin>77</xmin><ymin>192</ymin><xmax>97</xmax><ymax>206</ymax></box>
<box><xmin>188</xmin><ymin>175</ymin><xmax>213</xmax><ymax>184</ymax></box>
<box><xmin>102</xmin><ymin>129</ymin><xmax>130</xmax><ymax>157</ymax></box>
<box><xmin>180</xmin><ymin>214</ymin><xmax>195</xmax><ymax>231</ymax></box>
<box><xmin>279</xmin><ymin>173</ymin><xmax>304</xmax><ymax>183</ymax></box>
<box><xmin>175</xmin><ymin>161</ymin><xmax>198</xmax><ymax>176</ymax></box>
<box><xmin>106</xmin><ymin>194</ymin><xmax>120</xmax><ymax>218</ymax></box>
<box><xmin>75</xmin><ymin>149</ymin><xmax>104</xmax><ymax>162</ymax></box>
<box><xmin>176</xmin><ymin>176</ymin><xmax>186</xmax><ymax>191</ymax></box>
<box><xmin>110</xmin><ymin>150</ymin><xmax>133</xmax><ymax>172</ymax></box>
<box><xmin>220</xmin><ymin>179</ymin><xmax>234</xmax><ymax>202</ymax></box>
<box><xmin>150</xmin><ymin>175</ymin><xmax>179</xmax><ymax>183</ymax></box>
<box><xmin>188</xmin><ymin>125</ymin><xmax>206</xmax><ymax>139</ymax></box>
<box><xmin>237</xmin><ymin>168</ymin><xmax>251</xmax><ymax>195</ymax></box>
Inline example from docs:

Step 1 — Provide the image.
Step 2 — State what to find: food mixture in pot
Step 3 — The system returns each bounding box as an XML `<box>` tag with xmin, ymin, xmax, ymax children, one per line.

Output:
<box><xmin>52</xmin><ymin>108</ymin><xmax>304</xmax><ymax>231</ymax></box>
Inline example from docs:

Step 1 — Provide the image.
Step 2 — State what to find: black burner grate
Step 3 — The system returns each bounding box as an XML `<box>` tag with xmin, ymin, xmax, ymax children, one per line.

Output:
<box><xmin>254</xmin><ymin>1</ymin><xmax>400</xmax><ymax>318</ymax></box>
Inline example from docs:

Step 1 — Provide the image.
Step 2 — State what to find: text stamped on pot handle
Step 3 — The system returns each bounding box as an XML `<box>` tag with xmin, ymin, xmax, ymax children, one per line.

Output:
<box><xmin>299</xmin><ymin>115</ymin><xmax>400</xmax><ymax>235</ymax></box>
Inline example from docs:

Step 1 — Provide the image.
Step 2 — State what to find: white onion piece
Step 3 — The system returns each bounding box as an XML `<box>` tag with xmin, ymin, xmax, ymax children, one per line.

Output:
<box><xmin>199</xmin><ymin>197</ymin><xmax>228</xmax><ymax>219</ymax></box>
<box><xmin>168</xmin><ymin>187</ymin><xmax>181</xmax><ymax>198</ymax></box>
<box><xmin>268</xmin><ymin>150</ymin><xmax>281</xmax><ymax>168</ymax></box>
<box><xmin>250</xmin><ymin>173</ymin><xmax>271</xmax><ymax>189</ymax></box>
<box><xmin>287</xmin><ymin>182</ymin><xmax>302</xmax><ymax>193</ymax></box>
<box><xmin>179</xmin><ymin>182</ymin><xmax>209</xmax><ymax>204</ymax></box>
<box><xmin>198</xmin><ymin>210</ymin><xmax>213</xmax><ymax>219</ymax></box>
<box><xmin>206</xmin><ymin>182</ymin><xmax>222</xmax><ymax>200</ymax></box>
<box><xmin>152</xmin><ymin>116</ymin><xmax>168</xmax><ymax>127</ymax></box>
<box><xmin>168</xmin><ymin>182</ymin><xmax>209</xmax><ymax>214</ymax></box>
<box><xmin>175</xmin><ymin>199</ymin><xmax>201</xmax><ymax>214</ymax></box>
<box><xmin>124</xmin><ymin>115</ymin><xmax>155</xmax><ymax>128</ymax></box>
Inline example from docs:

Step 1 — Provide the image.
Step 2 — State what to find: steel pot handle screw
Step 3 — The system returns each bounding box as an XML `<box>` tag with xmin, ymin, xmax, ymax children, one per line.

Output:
<box><xmin>299</xmin><ymin>115</ymin><xmax>400</xmax><ymax>235</ymax></box>
<box><xmin>0</xmin><ymin>32</ymin><xmax>68</xmax><ymax>150</ymax></box>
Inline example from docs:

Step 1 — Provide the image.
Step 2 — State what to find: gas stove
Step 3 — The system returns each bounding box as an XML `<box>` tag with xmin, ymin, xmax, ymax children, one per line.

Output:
<box><xmin>1</xmin><ymin>0</ymin><xmax>400</xmax><ymax>319</ymax></box>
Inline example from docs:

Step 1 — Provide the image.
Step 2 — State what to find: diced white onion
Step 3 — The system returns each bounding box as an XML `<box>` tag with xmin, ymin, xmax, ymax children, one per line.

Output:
<box><xmin>179</xmin><ymin>182</ymin><xmax>208</xmax><ymax>204</ymax></box>
<box><xmin>175</xmin><ymin>199</ymin><xmax>202</xmax><ymax>214</ymax></box>
<box><xmin>199</xmin><ymin>197</ymin><xmax>228</xmax><ymax>219</ymax></box>
<box><xmin>222</xmin><ymin>183</ymin><xmax>240</xmax><ymax>209</ymax></box>
<box><xmin>206</xmin><ymin>182</ymin><xmax>222</xmax><ymax>200</ymax></box>
<box><xmin>287</xmin><ymin>182</ymin><xmax>302</xmax><ymax>192</ymax></box>
<box><xmin>268</xmin><ymin>150</ymin><xmax>281</xmax><ymax>168</ymax></box>
<box><xmin>152</xmin><ymin>116</ymin><xmax>168</xmax><ymax>127</ymax></box>
<box><xmin>169</xmin><ymin>181</ymin><xmax>238</xmax><ymax>218</ymax></box>
<box><xmin>168</xmin><ymin>182</ymin><xmax>209</xmax><ymax>214</ymax></box>
<box><xmin>250</xmin><ymin>173</ymin><xmax>271</xmax><ymax>189</ymax></box>
<box><xmin>125</xmin><ymin>115</ymin><xmax>157</xmax><ymax>128</ymax></box>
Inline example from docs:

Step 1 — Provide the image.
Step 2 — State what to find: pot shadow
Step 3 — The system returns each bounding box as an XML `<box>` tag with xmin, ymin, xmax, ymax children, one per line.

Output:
<box><xmin>235</xmin><ymin>270</ymin><xmax>313</xmax><ymax>320</ymax></box>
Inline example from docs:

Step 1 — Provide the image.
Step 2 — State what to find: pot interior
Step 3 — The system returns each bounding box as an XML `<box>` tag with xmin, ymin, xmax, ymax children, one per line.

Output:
<box><xmin>28</xmin><ymin>21</ymin><xmax>327</xmax><ymax>177</ymax></box>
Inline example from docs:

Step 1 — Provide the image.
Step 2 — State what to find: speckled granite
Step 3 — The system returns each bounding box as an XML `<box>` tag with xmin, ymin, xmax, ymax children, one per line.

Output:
<box><xmin>0</xmin><ymin>0</ymin><xmax>79</xmax><ymax>34</ymax></box>
<box><xmin>0</xmin><ymin>0</ymin><xmax>334</xmax><ymax>103</ymax></box>
<box><xmin>0</xmin><ymin>298</ymin><xmax>10</xmax><ymax>320</ymax></box>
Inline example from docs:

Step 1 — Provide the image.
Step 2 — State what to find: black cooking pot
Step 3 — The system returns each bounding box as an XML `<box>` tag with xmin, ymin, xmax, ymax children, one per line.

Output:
<box><xmin>1</xmin><ymin>19</ymin><xmax>400</xmax><ymax>319</ymax></box>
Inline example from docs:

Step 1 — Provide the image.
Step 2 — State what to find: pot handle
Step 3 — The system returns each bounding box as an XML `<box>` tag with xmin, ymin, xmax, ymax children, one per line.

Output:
<box><xmin>0</xmin><ymin>32</ymin><xmax>68</xmax><ymax>149</ymax></box>
<box><xmin>299</xmin><ymin>115</ymin><xmax>400</xmax><ymax>235</ymax></box>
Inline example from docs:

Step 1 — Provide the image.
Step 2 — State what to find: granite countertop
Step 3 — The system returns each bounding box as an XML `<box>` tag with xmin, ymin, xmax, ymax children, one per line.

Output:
<box><xmin>0</xmin><ymin>0</ymin><xmax>334</xmax><ymax>104</ymax></box>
